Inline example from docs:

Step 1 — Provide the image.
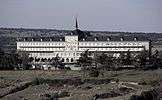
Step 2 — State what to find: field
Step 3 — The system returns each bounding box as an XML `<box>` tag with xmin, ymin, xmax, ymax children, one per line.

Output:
<box><xmin>0</xmin><ymin>69</ymin><xmax>161</xmax><ymax>100</ymax></box>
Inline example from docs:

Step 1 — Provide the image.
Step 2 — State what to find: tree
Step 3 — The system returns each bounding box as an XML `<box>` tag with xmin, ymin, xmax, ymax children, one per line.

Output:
<box><xmin>95</xmin><ymin>52</ymin><xmax>114</xmax><ymax>70</ymax></box>
<box><xmin>119</xmin><ymin>50</ymin><xmax>132</xmax><ymax>65</ymax></box>
<box><xmin>95</xmin><ymin>53</ymin><xmax>107</xmax><ymax>68</ymax></box>
<box><xmin>78</xmin><ymin>50</ymin><xmax>93</xmax><ymax>70</ymax></box>
<box><xmin>77</xmin><ymin>50</ymin><xmax>93</xmax><ymax>77</ymax></box>
<box><xmin>134</xmin><ymin>50</ymin><xmax>149</xmax><ymax>69</ymax></box>
<box><xmin>29</xmin><ymin>57</ymin><xmax>34</xmax><ymax>63</ymax></box>
<box><xmin>151</xmin><ymin>50</ymin><xmax>162</xmax><ymax>68</ymax></box>
<box><xmin>0</xmin><ymin>48</ymin><xmax>4</xmax><ymax>60</ymax></box>
<box><xmin>0</xmin><ymin>48</ymin><xmax>5</xmax><ymax>69</ymax></box>
<box><xmin>125</xmin><ymin>50</ymin><xmax>132</xmax><ymax>65</ymax></box>
<box><xmin>0</xmin><ymin>48</ymin><xmax>14</xmax><ymax>69</ymax></box>
<box><xmin>51</xmin><ymin>54</ymin><xmax>63</xmax><ymax>69</ymax></box>
<box><xmin>0</xmin><ymin>48</ymin><xmax>20</xmax><ymax>70</ymax></box>
<box><xmin>17</xmin><ymin>50</ymin><xmax>31</xmax><ymax>70</ymax></box>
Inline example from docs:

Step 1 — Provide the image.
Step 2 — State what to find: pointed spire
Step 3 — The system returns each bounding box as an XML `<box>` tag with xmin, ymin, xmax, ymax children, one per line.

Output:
<box><xmin>75</xmin><ymin>17</ymin><xmax>78</xmax><ymax>29</ymax></box>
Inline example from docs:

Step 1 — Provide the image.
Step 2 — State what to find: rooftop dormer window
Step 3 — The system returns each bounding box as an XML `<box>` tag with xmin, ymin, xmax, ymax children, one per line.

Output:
<box><xmin>95</xmin><ymin>38</ymin><xmax>97</xmax><ymax>41</ymax></box>
<box><xmin>107</xmin><ymin>37</ymin><xmax>110</xmax><ymax>41</ymax></box>
<box><xmin>134</xmin><ymin>37</ymin><xmax>137</xmax><ymax>41</ymax></box>
<box><xmin>120</xmin><ymin>37</ymin><xmax>124</xmax><ymax>41</ymax></box>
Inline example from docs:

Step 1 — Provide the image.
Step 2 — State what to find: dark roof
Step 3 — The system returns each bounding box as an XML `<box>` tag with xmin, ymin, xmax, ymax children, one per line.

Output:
<box><xmin>17</xmin><ymin>33</ymin><xmax>149</xmax><ymax>42</ymax></box>
<box><xmin>18</xmin><ymin>37</ymin><xmax>65</xmax><ymax>42</ymax></box>
<box><xmin>79</xmin><ymin>36</ymin><xmax>149</xmax><ymax>41</ymax></box>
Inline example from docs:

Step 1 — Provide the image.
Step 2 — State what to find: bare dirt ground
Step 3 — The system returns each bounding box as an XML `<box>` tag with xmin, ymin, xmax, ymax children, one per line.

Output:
<box><xmin>0</xmin><ymin>69</ymin><xmax>161</xmax><ymax>100</ymax></box>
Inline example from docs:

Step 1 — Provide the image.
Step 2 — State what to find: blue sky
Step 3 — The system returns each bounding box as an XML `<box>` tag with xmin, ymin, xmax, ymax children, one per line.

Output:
<box><xmin>0</xmin><ymin>0</ymin><xmax>162</xmax><ymax>32</ymax></box>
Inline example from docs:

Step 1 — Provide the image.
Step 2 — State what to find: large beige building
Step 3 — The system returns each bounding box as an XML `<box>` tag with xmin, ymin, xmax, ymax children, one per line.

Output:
<box><xmin>17</xmin><ymin>20</ymin><xmax>151</xmax><ymax>64</ymax></box>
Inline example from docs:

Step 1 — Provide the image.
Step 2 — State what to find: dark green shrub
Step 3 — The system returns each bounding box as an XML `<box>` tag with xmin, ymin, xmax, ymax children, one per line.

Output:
<box><xmin>129</xmin><ymin>95</ymin><xmax>142</xmax><ymax>100</ymax></box>
<box><xmin>89</xmin><ymin>69</ymin><xmax>99</xmax><ymax>77</ymax></box>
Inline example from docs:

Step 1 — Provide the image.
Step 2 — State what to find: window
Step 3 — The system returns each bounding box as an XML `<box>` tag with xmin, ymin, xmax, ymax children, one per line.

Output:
<box><xmin>71</xmin><ymin>58</ymin><xmax>74</xmax><ymax>62</ymax></box>
<box><xmin>119</xmin><ymin>43</ymin><xmax>122</xmax><ymax>45</ymax></box>
<box><xmin>77</xmin><ymin>53</ymin><xmax>80</xmax><ymax>56</ymax></box>
<box><xmin>66</xmin><ymin>58</ymin><xmax>69</xmax><ymax>62</ymax></box>
<box><xmin>62</xmin><ymin>58</ymin><xmax>64</xmax><ymax>62</ymax></box>
<box><xmin>132</xmin><ymin>43</ymin><xmax>136</xmax><ymax>46</ymax></box>
<box><xmin>101</xmin><ymin>43</ymin><xmax>104</xmax><ymax>46</ymax></box>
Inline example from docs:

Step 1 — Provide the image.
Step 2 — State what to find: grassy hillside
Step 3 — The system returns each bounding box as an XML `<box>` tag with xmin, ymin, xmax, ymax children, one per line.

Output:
<box><xmin>0</xmin><ymin>69</ymin><xmax>161</xmax><ymax>100</ymax></box>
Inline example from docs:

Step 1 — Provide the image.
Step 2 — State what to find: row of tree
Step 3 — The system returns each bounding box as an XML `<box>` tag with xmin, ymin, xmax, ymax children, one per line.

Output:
<box><xmin>77</xmin><ymin>49</ymin><xmax>162</xmax><ymax>71</ymax></box>
<box><xmin>0</xmin><ymin>48</ymin><xmax>64</xmax><ymax>70</ymax></box>
<box><xmin>0</xmin><ymin>47</ymin><xmax>161</xmax><ymax>70</ymax></box>
<box><xmin>0</xmin><ymin>48</ymin><xmax>33</xmax><ymax>70</ymax></box>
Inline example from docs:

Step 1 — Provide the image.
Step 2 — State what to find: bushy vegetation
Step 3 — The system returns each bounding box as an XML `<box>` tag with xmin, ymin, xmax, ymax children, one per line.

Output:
<box><xmin>0</xmin><ymin>48</ymin><xmax>32</xmax><ymax>70</ymax></box>
<box><xmin>130</xmin><ymin>88</ymin><xmax>160</xmax><ymax>100</ymax></box>
<box><xmin>0</xmin><ymin>42</ymin><xmax>162</xmax><ymax>71</ymax></box>
<box><xmin>88</xmin><ymin>69</ymin><xmax>100</xmax><ymax>77</ymax></box>
<box><xmin>77</xmin><ymin>49</ymin><xmax>162</xmax><ymax>76</ymax></box>
<box><xmin>0</xmin><ymin>48</ymin><xmax>18</xmax><ymax>70</ymax></box>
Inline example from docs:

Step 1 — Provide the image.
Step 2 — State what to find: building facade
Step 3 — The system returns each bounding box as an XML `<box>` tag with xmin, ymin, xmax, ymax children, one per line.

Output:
<box><xmin>17</xmin><ymin>20</ymin><xmax>151</xmax><ymax>64</ymax></box>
